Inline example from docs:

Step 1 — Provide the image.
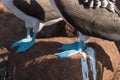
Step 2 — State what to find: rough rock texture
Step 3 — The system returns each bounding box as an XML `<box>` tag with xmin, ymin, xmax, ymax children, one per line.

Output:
<box><xmin>8</xmin><ymin>37</ymin><xmax>120</xmax><ymax>80</ymax></box>
<box><xmin>0</xmin><ymin>47</ymin><xmax>8</xmax><ymax>79</ymax></box>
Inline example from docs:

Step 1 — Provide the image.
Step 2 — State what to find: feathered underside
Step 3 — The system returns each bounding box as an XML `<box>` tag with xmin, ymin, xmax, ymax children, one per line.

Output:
<box><xmin>13</xmin><ymin>0</ymin><xmax>60</xmax><ymax>21</ymax></box>
<box><xmin>54</xmin><ymin>0</ymin><xmax>120</xmax><ymax>41</ymax></box>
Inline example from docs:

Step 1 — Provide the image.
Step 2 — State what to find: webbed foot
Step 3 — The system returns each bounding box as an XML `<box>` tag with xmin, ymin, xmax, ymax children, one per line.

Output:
<box><xmin>56</xmin><ymin>41</ymin><xmax>86</xmax><ymax>59</ymax></box>
<box><xmin>59</xmin><ymin>42</ymin><xmax>80</xmax><ymax>50</ymax></box>
<box><xmin>11</xmin><ymin>28</ymin><xmax>37</xmax><ymax>53</ymax></box>
<box><xmin>11</xmin><ymin>37</ymin><xmax>35</xmax><ymax>53</ymax></box>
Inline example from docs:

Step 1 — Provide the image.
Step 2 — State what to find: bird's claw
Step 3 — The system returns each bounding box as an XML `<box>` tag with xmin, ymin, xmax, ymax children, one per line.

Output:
<box><xmin>11</xmin><ymin>37</ymin><xmax>35</xmax><ymax>53</ymax></box>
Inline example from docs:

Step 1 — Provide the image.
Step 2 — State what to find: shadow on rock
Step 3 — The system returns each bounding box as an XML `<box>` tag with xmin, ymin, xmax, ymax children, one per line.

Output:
<box><xmin>88</xmin><ymin>42</ymin><xmax>114</xmax><ymax>80</ymax></box>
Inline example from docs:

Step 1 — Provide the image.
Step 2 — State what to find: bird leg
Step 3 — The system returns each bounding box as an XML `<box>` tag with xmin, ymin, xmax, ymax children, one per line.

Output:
<box><xmin>2</xmin><ymin>0</ymin><xmax>41</xmax><ymax>53</ymax></box>
<box><xmin>11</xmin><ymin>17</ymin><xmax>63</xmax><ymax>53</ymax></box>
<box><xmin>16</xmin><ymin>32</ymin><xmax>37</xmax><ymax>53</ymax></box>
<box><xmin>11</xmin><ymin>27</ymin><xmax>36</xmax><ymax>53</ymax></box>
<box><xmin>55</xmin><ymin>32</ymin><xmax>90</xmax><ymax>59</ymax></box>
<box><xmin>11</xmin><ymin>19</ymin><xmax>41</xmax><ymax>53</ymax></box>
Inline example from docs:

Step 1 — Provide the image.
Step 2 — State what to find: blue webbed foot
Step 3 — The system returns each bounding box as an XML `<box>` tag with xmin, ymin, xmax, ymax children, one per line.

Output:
<box><xmin>12</xmin><ymin>37</ymin><xmax>35</xmax><ymax>53</ymax></box>
<box><xmin>59</xmin><ymin>42</ymin><xmax>80</xmax><ymax>50</ymax></box>
<box><xmin>55</xmin><ymin>50</ymin><xmax>80</xmax><ymax>59</ymax></box>
<box><xmin>11</xmin><ymin>28</ymin><xmax>37</xmax><ymax>53</ymax></box>
<box><xmin>56</xmin><ymin>41</ymin><xmax>86</xmax><ymax>59</ymax></box>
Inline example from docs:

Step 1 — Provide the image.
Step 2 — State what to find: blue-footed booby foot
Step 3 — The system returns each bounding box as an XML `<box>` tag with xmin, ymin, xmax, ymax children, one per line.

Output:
<box><xmin>56</xmin><ymin>32</ymin><xmax>89</xmax><ymax>59</ymax></box>
<box><xmin>11</xmin><ymin>27</ymin><xmax>37</xmax><ymax>53</ymax></box>
<box><xmin>1</xmin><ymin>0</ymin><xmax>63</xmax><ymax>53</ymax></box>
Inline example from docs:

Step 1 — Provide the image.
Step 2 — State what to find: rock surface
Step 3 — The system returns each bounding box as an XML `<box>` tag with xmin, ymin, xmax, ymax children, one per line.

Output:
<box><xmin>8</xmin><ymin>37</ymin><xmax>120</xmax><ymax>80</ymax></box>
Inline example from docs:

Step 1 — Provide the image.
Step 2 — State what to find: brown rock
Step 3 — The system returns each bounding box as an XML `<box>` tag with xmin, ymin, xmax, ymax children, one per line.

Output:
<box><xmin>37</xmin><ymin>21</ymin><xmax>77</xmax><ymax>38</ymax></box>
<box><xmin>0</xmin><ymin>47</ymin><xmax>8</xmax><ymax>79</ymax></box>
<box><xmin>8</xmin><ymin>37</ymin><xmax>120</xmax><ymax>80</ymax></box>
